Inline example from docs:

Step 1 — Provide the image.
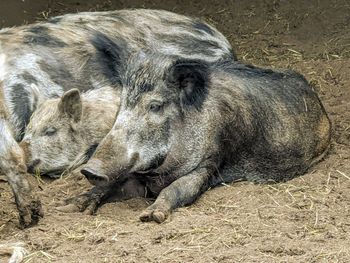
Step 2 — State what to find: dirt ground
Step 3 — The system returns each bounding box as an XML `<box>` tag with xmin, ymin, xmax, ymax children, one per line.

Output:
<box><xmin>1</xmin><ymin>0</ymin><xmax>350</xmax><ymax>262</ymax></box>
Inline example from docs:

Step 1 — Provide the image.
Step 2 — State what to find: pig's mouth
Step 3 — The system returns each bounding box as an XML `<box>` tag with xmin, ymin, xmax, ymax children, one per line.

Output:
<box><xmin>27</xmin><ymin>159</ymin><xmax>41</xmax><ymax>174</ymax></box>
<box><xmin>41</xmin><ymin>167</ymin><xmax>70</xmax><ymax>178</ymax></box>
<box><xmin>27</xmin><ymin>159</ymin><xmax>68</xmax><ymax>178</ymax></box>
<box><xmin>132</xmin><ymin>154</ymin><xmax>167</xmax><ymax>175</ymax></box>
<box><xmin>44</xmin><ymin>169</ymin><xmax>67</xmax><ymax>178</ymax></box>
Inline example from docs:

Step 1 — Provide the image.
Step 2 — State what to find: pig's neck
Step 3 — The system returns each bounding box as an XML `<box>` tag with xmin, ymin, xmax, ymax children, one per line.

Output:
<box><xmin>78</xmin><ymin>87</ymin><xmax>120</xmax><ymax>154</ymax></box>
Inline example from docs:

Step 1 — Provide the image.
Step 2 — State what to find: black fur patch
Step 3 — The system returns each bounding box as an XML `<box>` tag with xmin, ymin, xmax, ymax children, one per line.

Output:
<box><xmin>10</xmin><ymin>84</ymin><xmax>31</xmax><ymax>137</ymax></box>
<box><xmin>143</xmin><ymin>154</ymin><xmax>167</xmax><ymax>172</ymax></box>
<box><xmin>168</xmin><ymin>60</ymin><xmax>209</xmax><ymax>111</ymax></box>
<box><xmin>192</xmin><ymin>21</ymin><xmax>215</xmax><ymax>36</ymax></box>
<box><xmin>23</xmin><ymin>26</ymin><xmax>67</xmax><ymax>48</ymax></box>
<box><xmin>90</xmin><ymin>32</ymin><xmax>128</xmax><ymax>85</ymax></box>
<box><xmin>85</xmin><ymin>144</ymin><xmax>99</xmax><ymax>160</ymax></box>
<box><xmin>139</xmin><ymin>83</ymin><xmax>154</xmax><ymax>93</ymax></box>
<box><xmin>21</xmin><ymin>71</ymin><xmax>38</xmax><ymax>84</ymax></box>
<box><xmin>26</xmin><ymin>25</ymin><xmax>47</xmax><ymax>34</ymax></box>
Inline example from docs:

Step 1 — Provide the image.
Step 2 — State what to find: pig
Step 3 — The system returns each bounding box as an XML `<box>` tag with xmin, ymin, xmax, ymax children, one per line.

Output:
<box><xmin>0</xmin><ymin>9</ymin><xmax>234</xmax><ymax>227</ymax></box>
<box><xmin>20</xmin><ymin>87</ymin><xmax>119</xmax><ymax>177</ymax></box>
<box><xmin>77</xmin><ymin>52</ymin><xmax>331</xmax><ymax>223</ymax></box>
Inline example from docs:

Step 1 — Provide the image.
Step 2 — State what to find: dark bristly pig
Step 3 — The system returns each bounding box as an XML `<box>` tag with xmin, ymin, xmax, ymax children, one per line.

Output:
<box><xmin>0</xmin><ymin>9</ymin><xmax>234</xmax><ymax>227</ymax></box>
<box><xmin>78</xmin><ymin>53</ymin><xmax>331</xmax><ymax>223</ymax></box>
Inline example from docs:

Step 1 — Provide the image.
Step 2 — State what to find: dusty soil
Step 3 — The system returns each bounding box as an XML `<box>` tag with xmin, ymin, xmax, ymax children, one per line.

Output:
<box><xmin>1</xmin><ymin>0</ymin><xmax>350</xmax><ymax>262</ymax></box>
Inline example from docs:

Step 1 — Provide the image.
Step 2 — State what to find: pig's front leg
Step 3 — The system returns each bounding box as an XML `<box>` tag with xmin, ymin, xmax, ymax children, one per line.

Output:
<box><xmin>57</xmin><ymin>184</ymin><xmax>114</xmax><ymax>215</ymax></box>
<box><xmin>0</xmin><ymin>120</ymin><xmax>43</xmax><ymax>228</ymax></box>
<box><xmin>58</xmin><ymin>177</ymin><xmax>146</xmax><ymax>214</ymax></box>
<box><xmin>140</xmin><ymin>168</ymin><xmax>209</xmax><ymax>223</ymax></box>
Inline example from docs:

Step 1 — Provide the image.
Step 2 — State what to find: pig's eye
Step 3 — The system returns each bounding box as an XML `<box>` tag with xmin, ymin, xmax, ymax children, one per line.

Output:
<box><xmin>43</xmin><ymin>127</ymin><xmax>57</xmax><ymax>136</ymax></box>
<box><xmin>149</xmin><ymin>102</ymin><xmax>164</xmax><ymax>113</ymax></box>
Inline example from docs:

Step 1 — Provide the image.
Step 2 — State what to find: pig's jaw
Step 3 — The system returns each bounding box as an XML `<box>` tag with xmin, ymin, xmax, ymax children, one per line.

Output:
<box><xmin>129</xmin><ymin>153</ymin><xmax>167</xmax><ymax>175</ymax></box>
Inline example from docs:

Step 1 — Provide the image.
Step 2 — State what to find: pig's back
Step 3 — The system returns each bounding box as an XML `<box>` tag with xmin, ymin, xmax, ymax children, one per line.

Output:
<box><xmin>0</xmin><ymin>9</ymin><xmax>234</xmax><ymax>138</ymax></box>
<box><xmin>215</xmin><ymin>61</ymin><xmax>331</xmax><ymax>181</ymax></box>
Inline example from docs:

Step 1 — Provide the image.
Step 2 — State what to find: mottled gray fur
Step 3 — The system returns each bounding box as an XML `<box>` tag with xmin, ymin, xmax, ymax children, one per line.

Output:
<box><xmin>21</xmin><ymin>87</ymin><xmax>119</xmax><ymax>176</ymax></box>
<box><xmin>80</xmin><ymin>53</ymin><xmax>331</xmax><ymax>223</ymax></box>
<box><xmin>0</xmin><ymin>9</ymin><xmax>234</xmax><ymax>227</ymax></box>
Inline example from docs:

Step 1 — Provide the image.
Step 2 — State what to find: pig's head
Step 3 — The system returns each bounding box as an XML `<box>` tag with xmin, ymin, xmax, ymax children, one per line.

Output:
<box><xmin>21</xmin><ymin>88</ymin><xmax>118</xmax><ymax>176</ymax></box>
<box><xmin>81</xmin><ymin>54</ymin><xmax>211</xmax><ymax>185</ymax></box>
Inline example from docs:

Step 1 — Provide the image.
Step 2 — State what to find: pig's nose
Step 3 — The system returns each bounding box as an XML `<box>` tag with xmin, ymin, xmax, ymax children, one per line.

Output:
<box><xmin>27</xmin><ymin>159</ymin><xmax>41</xmax><ymax>174</ymax></box>
<box><xmin>81</xmin><ymin>167</ymin><xmax>109</xmax><ymax>186</ymax></box>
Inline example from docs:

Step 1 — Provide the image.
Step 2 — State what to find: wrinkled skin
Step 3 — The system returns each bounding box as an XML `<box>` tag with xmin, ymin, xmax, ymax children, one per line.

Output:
<box><xmin>0</xmin><ymin>9</ymin><xmax>234</xmax><ymax>227</ymax></box>
<box><xmin>20</xmin><ymin>87</ymin><xmax>119</xmax><ymax>176</ymax></box>
<box><xmin>78</xmin><ymin>53</ymin><xmax>331</xmax><ymax>223</ymax></box>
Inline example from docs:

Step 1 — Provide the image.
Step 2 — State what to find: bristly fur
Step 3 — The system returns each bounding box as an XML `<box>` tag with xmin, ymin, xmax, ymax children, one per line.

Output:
<box><xmin>22</xmin><ymin>86</ymin><xmax>120</xmax><ymax>176</ymax></box>
<box><xmin>0</xmin><ymin>9</ymin><xmax>234</xmax><ymax>225</ymax></box>
<box><xmin>90</xmin><ymin>32</ymin><xmax>128</xmax><ymax>86</ymax></box>
<box><xmin>83</xmin><ymin>52</ymin><xmax>331</xmax><ymax>223</ymax></box>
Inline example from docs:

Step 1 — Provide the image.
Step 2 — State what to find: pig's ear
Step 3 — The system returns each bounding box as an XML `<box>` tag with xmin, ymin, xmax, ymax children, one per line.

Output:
<box><xmin>167</xmin><ymin>60</ymin><xmax>209</xmax><ymax>111</ymax></box>
<box><xmin>58</xmin><ymin>89</ymin><xmax>82</xmax><ymax>122</ymax></box>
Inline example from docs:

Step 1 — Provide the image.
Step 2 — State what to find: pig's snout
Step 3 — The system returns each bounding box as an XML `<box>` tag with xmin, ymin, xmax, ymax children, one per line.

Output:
<box><xmin>81</xmin><ymin>167</ymin><xmax>109</xmax><ymax>184</ymax></box>
<box><xmin>81</xmin><ymin>159</ymin><xmax>109</xmax><ymax>186</ymax></box>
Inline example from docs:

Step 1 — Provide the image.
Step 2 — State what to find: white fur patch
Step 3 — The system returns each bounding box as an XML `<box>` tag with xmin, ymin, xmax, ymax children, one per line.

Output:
<box><xmin>30</xmin><ymin>83</ymin><xmax>40</xmax><ymax>94</ymax></box>
<box><xmin>29</xmin><ymin>83</ymin><xmax>43</xmax><ymax>110</ymax></box>
<box><xmin>84</xmin><ymin>86</ymin><xmax>118</xmax><ymax>103</ymax></box>
<box><xmin>0</xmin><ymin>119</ymin><xmax>15</xmax><ymax>155</ymax></box>
<box><xmin>0</xmin><ymin>53</ymin><xmax>6</xmax><ymax>81</ymax></box>
<box><xmin>114</xmin><ymin>110</ymin><xmax>131</xmax><ymax>128</ymax></box>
